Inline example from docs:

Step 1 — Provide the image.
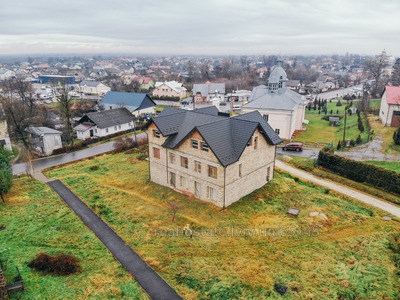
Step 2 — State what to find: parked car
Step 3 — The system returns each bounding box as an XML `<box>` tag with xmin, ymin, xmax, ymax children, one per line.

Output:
<box><xmin>181</xmin><ymin>100</ymin><xmax>190</xmax><ymax>105</ymax></box>
<box><xmin>233</xmin><ymin>104</ymin><xmax>241</xmax><ymax>110</ymax></box>
<box><xmin>282</xmin><ymin>142</ymin><xmax>303</xmax><ymax>151</ymax></box>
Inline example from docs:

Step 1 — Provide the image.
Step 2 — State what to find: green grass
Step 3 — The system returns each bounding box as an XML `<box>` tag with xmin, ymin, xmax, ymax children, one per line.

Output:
<box><xmin>296</xmin><ymin>101</ymin><xmax>369</xmax><ymax>147</ymax></box>
<box><xmin>0</xmin><ymin>177</ymin><xmax>147</xmax><ymax>300</ymax></box>
<box><xmin>365</xmin><ymin>161</ymin><xmax>400</xmax><ymax>173</ymax></box>
<box><xmin>45</xmin><ymin>152</ymin><xmax>400</xmax><ymax>299</ymax></box>
<box><xmin>368</xmin><ymin>115</ymin><xmax>400</xmax><ymax>154</ymax></box>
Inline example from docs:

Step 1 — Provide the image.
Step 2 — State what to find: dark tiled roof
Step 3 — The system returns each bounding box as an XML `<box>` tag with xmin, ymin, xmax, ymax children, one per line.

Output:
<box><xmin>81</xmin><ymin>107</ymin><xmax>133</xmax><ymax>129</ymax></box>
<box><xmin>151</xmin><ymin>108</ymin><xmax>281</xmax><ymax>167</ymax></box>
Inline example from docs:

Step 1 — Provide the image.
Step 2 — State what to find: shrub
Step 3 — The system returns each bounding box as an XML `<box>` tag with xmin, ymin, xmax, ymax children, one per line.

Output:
<box><xmin>113</xmin><ymin>137</ymin><xmax>137</xmax><ymax>153</ymax></box>
<box><xmin>28</xmin><ymin>252</ymin><xmax>81</xmax><ymax>275</ymax></box>
<box><xmin>394</xmin><ymin>128</ymin><xmax>400</xmax><ymax>145</ymax></box>
<box><xmin>274</xmin><ymin>283</ymin><xmax>288</xmax><ymax>295</ymax></box>
<box><xmin>336</xmin><ymin>100</ymin><xmax>342</xmax><ymax>107</ymax></box>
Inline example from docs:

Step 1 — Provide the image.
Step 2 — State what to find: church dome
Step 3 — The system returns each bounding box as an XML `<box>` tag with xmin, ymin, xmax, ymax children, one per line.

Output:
<box><xmin>268</xmin><ymin>59</ymin><xmax>287</xmax><ymax>84</ymax></box>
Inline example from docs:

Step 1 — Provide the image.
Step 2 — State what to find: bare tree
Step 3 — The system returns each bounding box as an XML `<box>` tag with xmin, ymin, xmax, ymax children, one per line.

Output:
<box><xmin>167</xmin><ymin>200</ymin><xmax>181</xmax><ymax>222</ymax></box>
<box><xmin>363</xmin><ymin>51</ymin><xmax>390</xmax><ymax>96</ymax></box>
<box><xmin>390</xmin><ymin>58</ymin><xmax>400</xmax><ymax>86</ymax></box>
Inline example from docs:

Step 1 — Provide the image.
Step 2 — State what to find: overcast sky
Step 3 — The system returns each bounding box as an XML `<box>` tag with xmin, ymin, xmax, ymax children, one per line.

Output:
<box><xmin>0</xmin><ymin>0</ymin><xmax>399</xmax><ymax>57</ymax></box>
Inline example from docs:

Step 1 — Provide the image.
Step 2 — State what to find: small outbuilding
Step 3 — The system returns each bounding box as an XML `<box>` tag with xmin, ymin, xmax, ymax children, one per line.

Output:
<box><xmin>25</xmin><ymin>127</ymin><xmax>63</xmax><ymax>155</ymax></box>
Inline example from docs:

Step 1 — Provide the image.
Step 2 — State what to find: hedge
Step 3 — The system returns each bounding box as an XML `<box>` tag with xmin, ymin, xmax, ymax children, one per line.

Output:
<box><xmin>318</xmin><ymin>148</ymin><xmax>400</xmax><ymax>196</ymax></box>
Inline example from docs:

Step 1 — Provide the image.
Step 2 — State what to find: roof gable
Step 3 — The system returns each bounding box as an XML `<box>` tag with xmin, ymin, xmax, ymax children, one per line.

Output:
<box><xmin>80</xmin><ymin>107</ymin><xmax>133</xmax><ymax>129</ymax></box>
<box><xmin>150</xmin><ymin>109</ymin><xmax>281</xmax><ymax>167</ymax></box>
<box><xmin>384</xmin><ymin>86</ymin><xmax>400</xmax><ymax>105</ymax></box>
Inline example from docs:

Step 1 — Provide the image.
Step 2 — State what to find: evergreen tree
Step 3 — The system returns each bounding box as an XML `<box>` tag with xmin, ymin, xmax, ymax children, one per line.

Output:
<box><xmin>356</xmin><ymin>134</ymin><xmax>363</xmax><ymax>144</ymax></box>
<box><xmin>0</xmin><ymin>148</ymin><xmax>13</xmax><ymax>203</ymax></box>
<box><xmin>394</xmin><ymin>128</ymin><xmax>400</xmax><ymax>145</ymax></box>
<box><xmin>337</xmin><ymin>140</ymin><xmax>342</xmax><ymax>150</ymax></box>
<box><xmin>390</xmin><ymin>58</ymin><xmax>400</xmax><ymax>86</ymax></box>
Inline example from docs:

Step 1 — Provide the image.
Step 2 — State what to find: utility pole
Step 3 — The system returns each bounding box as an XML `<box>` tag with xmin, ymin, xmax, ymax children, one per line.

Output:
<box><xmin>342</xmin><ymin>106</ymin><xmax>348</xmax><ymax>144</ymax></box>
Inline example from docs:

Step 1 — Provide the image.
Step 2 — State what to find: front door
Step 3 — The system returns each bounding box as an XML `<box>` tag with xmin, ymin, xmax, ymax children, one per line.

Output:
<box><xmin>89</xmin><ymin>129</ymin><xmax>94</xmax><ymax>137</ymax></box>
<box><xmin>391</xmin><ymin>111</ymin><xmax>400</xmax><ymax>127</ymax></box>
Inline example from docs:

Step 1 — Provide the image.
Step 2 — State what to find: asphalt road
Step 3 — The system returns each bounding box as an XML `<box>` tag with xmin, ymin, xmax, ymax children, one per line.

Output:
<box><xmin>276</xmin><ymin>147</ymin><xmax>319</xmax><ymax>159</ymax></box>
<box><xmin>13</xmin><ymin>132</ymin><xmax>147</xmax><ymax>175</ymax></box>
<box><xmin>316</xmin><ymin>84</ymin><xmax>363</xmax><ymax>100</ymax></box>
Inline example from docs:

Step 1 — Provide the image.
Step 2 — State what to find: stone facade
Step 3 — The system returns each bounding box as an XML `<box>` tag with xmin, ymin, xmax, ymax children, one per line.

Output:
<box><xmin>148</xmin><ymin>123</ymin><xmax>276</xmax><ymax>207</ymax></box>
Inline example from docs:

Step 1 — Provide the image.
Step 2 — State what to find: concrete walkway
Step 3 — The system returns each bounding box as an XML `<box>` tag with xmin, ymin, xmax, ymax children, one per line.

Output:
<box><xmin>275</xmin><ymin>160</ymin><xmax>400</xmax><ymax>218</ymax></box>
<box><xmin>47</xmin><ymin>180</ymin><xmax>182</xmax><ymax>300</ymax></box>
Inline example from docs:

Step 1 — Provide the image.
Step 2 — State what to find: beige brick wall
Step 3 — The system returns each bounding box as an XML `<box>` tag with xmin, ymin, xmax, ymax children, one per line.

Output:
<box><xmin>148</xmin><ymin>125</ymin><xmax>276</xmax><ymax>207</ymax></box>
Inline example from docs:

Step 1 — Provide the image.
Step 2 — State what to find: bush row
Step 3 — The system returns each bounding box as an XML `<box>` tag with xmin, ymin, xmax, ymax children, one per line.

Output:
<box><xmin>151</xmin><ymin>95</ymin><xmax>181</xmax><ymax>101</ymax></box>
<box><xmin>318</xmin><ymin>148</ymin><xmax>400</xmax><ymax>196</ymax></box>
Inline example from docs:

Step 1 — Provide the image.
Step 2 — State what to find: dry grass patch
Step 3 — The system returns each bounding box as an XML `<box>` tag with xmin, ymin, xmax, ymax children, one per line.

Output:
<box><xmin>46</xmin><ymin>152</ymin><xmax>400</xmax><ymax>299</ymax></box>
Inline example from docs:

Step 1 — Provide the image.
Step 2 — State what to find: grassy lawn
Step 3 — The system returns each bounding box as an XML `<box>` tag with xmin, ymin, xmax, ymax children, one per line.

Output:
<box><xmin>45</xmin><ymin>152</ymin><xmax>400</xmax><ymax>299</ymax></box>
<box><xmin>296</xmin><ymin>101</ymin><xmax>369</xmax><ymax>147</ymax></box>
<box><xmin>369</xmin><ymin>99</ymin><xmax>381</xmax><ymax>110</ymax></box>
<box><xmin>368</xmin><ymin>115</ymin><xmax>400</xmax><ymax>154</ymax></box>
<box><xmin>365</xmin><ymin>161</ymin><xmax>400</xmax><ymax>173</ymax></box>
<box><xmin>0</xmin><ymin>177</ymin><xmax>146</xmax><ymax>300</ymax></box>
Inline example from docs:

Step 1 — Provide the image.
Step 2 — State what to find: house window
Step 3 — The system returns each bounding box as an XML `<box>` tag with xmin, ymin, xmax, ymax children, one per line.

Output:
<box><xmin>181</xmin><ymin>156</ymin><xmax>188</xmax><ymax>169</ymax></box>
<box><xmin>208</xmin><ymin>165</ymin><xmax>217</xmax><ymax>179</ymax></box>
<box><xmin>170</xmin><ymin>172</ymin><xmax>176</xmax><ymax>187</ymax></box>
<box><xmin>194</xmin><ymin>160</ymin><xmax>202</xmax><ymax>173</ymax></box>
<box><xmin>239</xmin><ymin>164</ymin><xmax>242</xmax><ymax>178</ymax></box>
<box><xmin>118</xmin><ymin>125</ymin><xmax>121</xmax><ymax>129</ymax></box>
<box><xmin>254</xmin><ymin>136</ymin><xmax>258</xmax><ymax>149</ymax></box>
<box><xmin>114</xmin><ymin>126</ymin><xmax>117</xmax><ymax>130</ymax></box>
<box><xmin>105</xmin><ymin>128</ymin><xmax>109</xmax><ymax>133</ymax></box>
<box><xmin>153</xmin><ymin>130</ymin><xmax>160</xmax><ymax>138</ymax></box>
<box><xmin>191</xmin><ymin>139</ymin><xmax>199</xmax><ymax>149</ymax></box>
<box><xmin>275</xmin><ymin>129</ymin><xmax>280</xmax><ymax>135</ymax></box>
<box><xmin>153</xmin><ymin>147</ymin><xmax>160</xmax><ymax>159</ymax></box>
<box><xmin>201</xmin><ymin>142</ymin><xmax>209</xmax><ymax>152</ymax></box>
<box><xmin>95</xmin><ymin>129</ymin><xmax>97</xmax><ymax>133</ymax></box>
<box><xmin>207</xmin><ymin>186</ymin><xmax>215</xmax><ymax>200</ymax></box>
<box><xmin>263</xmin><ymin>114</ymin><xmax>269</xmax><ymax>121</ymax></box>
<box><xmin>194</xmin><ymin>181</ymin><xmax>201</xmax><ymax>198</ymax></box>
<box><xmin>169</xmin><ymin>152</ymin><xmax>176</xmax><ymax>164</ymax></box>
<box><xmin>180</xmin><ymin>175</ymin><xmax>187</xmax><ymax>188</ymax></box>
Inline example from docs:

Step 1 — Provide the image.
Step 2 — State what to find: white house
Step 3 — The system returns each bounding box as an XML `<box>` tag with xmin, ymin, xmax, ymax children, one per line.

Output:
<box><xmin>25</xmin><ymin>127</ymin><xmax>63</xmax><ymax>155</ymax></box>
<box><xmin>79</xmin><ymin>80</ymin><xmax>111</xmax><ymax>96</ymax></box>
<box><xmin>242</xmin><ymin>59</ymin><xmax>307</xmax><ymax>140</ymax></box>
<box><xmin>74</xmin><ymin>107</ymin><xmax>134</xmax><ymax>140</ymax></box>
<box><xmin>153</xmin><ymin>81</ymin><xmax>186</xmax><ymax>99</ymax></box>
<box><xmin>101</xmin><ymin>91</ymin><xmax>156</xmax><ymax>116</ymax></box>
<box><xmin>380</xmin><ymin>86</ymin><xmax>400</xmax><ymax>127</ymax></box>
<box><xmin>0</xmin><ymin>68</ymin><xmax>15</xmax><ymax>81</ymax></box>
<box><xmin>0</xmin><ymin>106</ymin><xmax>11</xmax><ymax>151</ymax></box>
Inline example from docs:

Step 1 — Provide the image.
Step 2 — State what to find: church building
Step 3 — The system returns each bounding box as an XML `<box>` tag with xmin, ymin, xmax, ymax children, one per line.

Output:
<box><xmin>241</xmin><ymin>59</ymin><xmax>307</xmax><ymax>139</ymax></box>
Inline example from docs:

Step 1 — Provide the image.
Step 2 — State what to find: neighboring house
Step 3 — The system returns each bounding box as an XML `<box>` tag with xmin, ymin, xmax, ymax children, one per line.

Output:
<box><xmin>101</xmin><ymin>91</ymin><xmax>156</xmax><ymax>116</ymax></box>
<box><xmin>139</xmin><ymin>77</ymin><xmax>155</xmax><ymax>91</ymax></box>
<box><xmin>380</xmin><ymin>86</ymin><xmax>400</xmax><ymax>127</ymax></box>
<box><xmin>25</xmin><ymin>127</ymin><xmax>62</xmax><ymax>155</ymax></box>
<box><xmin>153</xmin><ymin>81</ymin><xmax>186</xmax><ymax>99</ymax></box>
<box><xmin>242</xmin><ymin>59</ymin><xmax>307</xmax><ymax>140</ymax></box>
<box><xmin>74</xmin><ymin>107</ymin><xmax>134</xmax><ymax>140</ymax></box>
<box><xmin>79</xmin><ymin>80</ymin><xmax>110</xmax><ymax>96</ymax></box>
<box><xmin>147</xmin><ymin>106</ymin><xmax>281</xmax><ymax>207</ymax></box>
<box><xmin>286</xmin><ymin>80</ymin><xmax>301</xmax><ymax>92</ymax></box>
<box><xmin>192</xmin><ymin>82</ymin><xmax>225</xmax><ymax>103</ymax></box>
<box><xmin>0</xmin><ymin>68</ymin><xmax>15</xmax><ymax>81</ymax></box>
<box><xmin>0</xmin><ymin>105</ymin><xmax>11</xmax><ymax>151</ymax></box>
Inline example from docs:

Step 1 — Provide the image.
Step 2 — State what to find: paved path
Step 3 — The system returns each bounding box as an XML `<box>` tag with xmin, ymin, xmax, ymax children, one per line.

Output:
<box><xmin>48</xmin><ymin>180</ymin><xmax>182</xmax><ymax>300</ymax></box>
<box><xmin>275</xmin><ymin>160</ymin><xmax>400</xmax><ymax>218</ymax></box>
<box><xmin>12</xmin><ymin>133</ymin><xmax>147</xmax><ymax>175</ymax></box>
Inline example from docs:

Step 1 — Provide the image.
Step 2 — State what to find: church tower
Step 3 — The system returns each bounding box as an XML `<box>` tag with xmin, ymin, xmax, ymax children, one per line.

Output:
<box><xmin>267</xmin><ymin>59</ymin><xmax>287</xmax><ymax>93</ymax></box>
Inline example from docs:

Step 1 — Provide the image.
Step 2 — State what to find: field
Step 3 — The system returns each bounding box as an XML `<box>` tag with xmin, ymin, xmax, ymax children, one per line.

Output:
<box><xmin>0</xmin><ymin>177</ymin><xmax>147</xmax><ymax>300</ymax></box>
<box><xmin>44</xmin><ymin>151</ymin><xmax>400</xmax><ymax>299</ymax></box>
<box><xmin>295</xmin><ymin>101</ymin><xmax>369</xmax><ymax>147</ymax></box>
<box><xmin>365</xmin><ymin>161</ymin><xmax>400</xmax><ymax>173</ymax></box>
